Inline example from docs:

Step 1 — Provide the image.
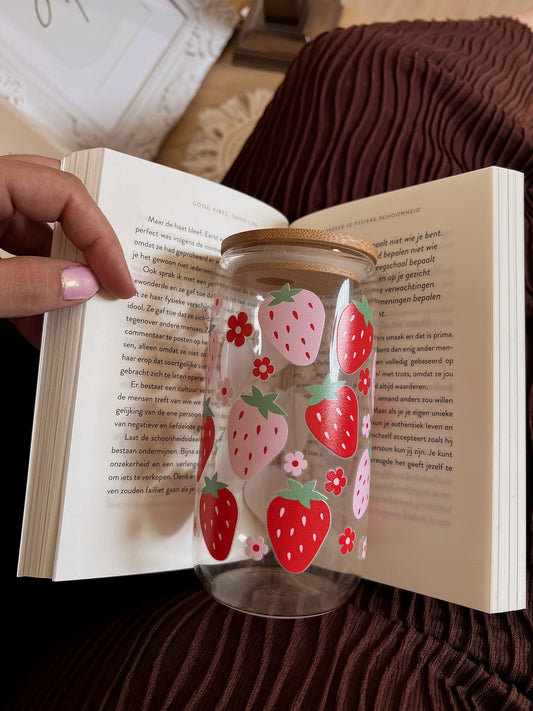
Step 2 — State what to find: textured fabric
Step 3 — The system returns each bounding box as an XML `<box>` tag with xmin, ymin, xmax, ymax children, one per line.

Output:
<box><xmin>5</xmin><ymin>17</ymin><xmax>533</xmax><ymax>711</ymax></box>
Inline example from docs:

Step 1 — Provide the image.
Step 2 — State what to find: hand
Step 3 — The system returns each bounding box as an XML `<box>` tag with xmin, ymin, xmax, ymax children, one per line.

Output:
<box><xmin>0</xmin><ymin>154</ymin><xmax>136</xmax><ymax>347</ymax></box>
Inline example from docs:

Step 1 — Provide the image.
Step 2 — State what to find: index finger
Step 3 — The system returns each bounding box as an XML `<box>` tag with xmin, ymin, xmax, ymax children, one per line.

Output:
<box><xmin>1</xmin><ymin>154</ymin><xmax>60</xmax><ymax>169</ymax></box>
<box><xmin>0</xmin><ymin>155</ymin><xmax>136</xmax><ymax>299</ymax></box>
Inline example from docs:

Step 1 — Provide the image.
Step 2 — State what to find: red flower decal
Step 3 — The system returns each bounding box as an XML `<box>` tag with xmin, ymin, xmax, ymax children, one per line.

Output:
<box><xmin>325</xmin><ymin>467</ymin><xmax>347</xmax><ymax>496</ymax></box>
<box><xmin>358</xmin><ymin>368</ymin><xmax>370</xmax><ymax>395</ymax></box>
<box><xmin>253</xmin><ymin>356</ymin><xmax>274</xmax><ymax>381</ymax></box>
<box><xmin>339</xmin><ymin>527</ymin><xmax>356</xmax><ymax>555</ymax></box>
<box><xmin>226</xmin><ymin>312</ymin><xmax>253</xmax><ymax>347</ymax></box>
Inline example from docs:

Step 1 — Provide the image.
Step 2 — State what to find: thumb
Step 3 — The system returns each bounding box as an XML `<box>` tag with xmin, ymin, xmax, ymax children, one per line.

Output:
<box><xmin>0</xmin><ymin>255</ymin><xmax>101</xmax><ymax>318</ymax></box>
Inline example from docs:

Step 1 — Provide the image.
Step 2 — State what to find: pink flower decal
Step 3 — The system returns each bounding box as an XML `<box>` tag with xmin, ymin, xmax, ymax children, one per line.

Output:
<box><xmin>253</xmin><ymin>356</ymin><xmax>274</xmax><ymax>381</ymax></box>
<box><xmin>339</xmin><ymin>527</ymin><xmax>356</xmax><ymax>555</ymax></box>
<box><xmin>359</xmin><ymin>536</ymin><xmax>367</xmax><ymax>560</ymax></box>
<box><xmin>226</xmin><ymin>312</ymin><xmax>253</xmax><ymax>347</ymax></box>
<box><xmin>361</xmin><ymin>414</ymin><xmax>371</xmax><ymax>438</ymax></box>
<box><xmin>216</xmin><ymin>378</ymin><xmax>233</xmax><ymax>406</ymax></box>
<box><xmin>358</xmin><ymin>368</ymin><xmax>371</xmax><ymax>395</ymax></box>
<box><xmin>325</xmin><ymin>467</ymin><xmax>347</xmax><ymax>496</ymax></box>
<box><xmin>283</xmin><ymin>451</ymin><xmax>308</xmax><ymax>477</ymax></box>
<box><xmin>246</xmin><ymin>535</ymin><xmax>268</xmax><ymax>561</ymax></box>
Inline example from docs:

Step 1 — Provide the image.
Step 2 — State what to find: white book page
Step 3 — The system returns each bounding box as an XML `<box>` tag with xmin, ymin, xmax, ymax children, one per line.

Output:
<box><xmin>293</xmin><ymin>169</ymin><xmax>508</xmax><ymax>610</ymax></box>
<box><xmin>54</xmin><ymin>150</ymin><xmax>287</xmax><ymax>580</ymax></box>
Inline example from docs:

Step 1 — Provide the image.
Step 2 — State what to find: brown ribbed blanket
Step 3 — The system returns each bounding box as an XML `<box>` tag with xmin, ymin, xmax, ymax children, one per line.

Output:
<box><xmin>5</xmin><ymin>16</ymin><xmax>533</xmax><ymax>711</ymax></box>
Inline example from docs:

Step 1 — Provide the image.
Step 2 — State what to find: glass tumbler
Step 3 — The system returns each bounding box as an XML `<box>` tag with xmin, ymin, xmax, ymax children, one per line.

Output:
<box><xmin>193</xmin><ymin>227</ymin><xmax>378</xmax><ymax>617</ymax></box>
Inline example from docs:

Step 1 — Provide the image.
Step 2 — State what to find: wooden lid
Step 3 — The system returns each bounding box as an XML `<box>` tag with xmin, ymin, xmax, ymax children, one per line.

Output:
<box><xmin>221</xmin><ymin>227</ymin><xmax>378</xmax><ymax>264</ymax></box>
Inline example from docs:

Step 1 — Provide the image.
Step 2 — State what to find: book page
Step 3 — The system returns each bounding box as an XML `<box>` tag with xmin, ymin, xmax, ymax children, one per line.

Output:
<box><xmin>54</xmin><ymin>150</ymin><xmax>287</xmax><ymax>579</ymax></box>
<box><xmin>292</xmin><ymin>169</ymin><xmax>508</xmax><ymax>610</ymax></box>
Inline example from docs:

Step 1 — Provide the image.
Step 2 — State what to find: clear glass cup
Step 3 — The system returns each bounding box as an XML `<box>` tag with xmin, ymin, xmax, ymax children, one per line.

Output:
<box><xmin>193</xmin><ymin>227</ymin><xmax>378</xmax><ymax>617</ymax></box>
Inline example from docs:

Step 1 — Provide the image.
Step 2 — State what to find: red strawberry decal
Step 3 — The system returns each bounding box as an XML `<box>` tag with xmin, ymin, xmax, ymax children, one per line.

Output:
<box><xmin>258</xmin><ymin>283</ymin><xmax>325</xmax><ymax>366</ymax></box>
<box><xmin>267</xmin><ymin>479</ymin><xmax>330</xmax><ymax>573</ymax></box>
<box><xmin>305</xmin><ymin>375</ymin><xmax>358</xmax><ymax>458</ymax></box>
<box><xmin>199</xmin><ymin>473</ymin><xmax>238</xmax><ymax>561</ymax></box>
<box><xmin>228</xmin><ymin>385</ymin><xmax>288</xmax><ymax>480</ymax></box>
<box><xmin>197</xmin><ymin>397</ymin><xmax>215</xmax><ymax>481</ymax></box>
<box><xmin>353</xmin><ymin>447</ymin><xmax>371</xmax><ymax>519</ymax></box>
<box><xmin>336</xmin><ymin>295</ymin><xmax>374</xmax><ymax>374</ymax></box>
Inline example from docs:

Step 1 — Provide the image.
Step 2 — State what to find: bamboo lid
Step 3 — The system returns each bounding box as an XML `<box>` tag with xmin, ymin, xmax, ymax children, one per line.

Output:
<box><xmin>221</xmin><ymin>227</ymin><xmax>378</xmax><ymax>264</ymax></box>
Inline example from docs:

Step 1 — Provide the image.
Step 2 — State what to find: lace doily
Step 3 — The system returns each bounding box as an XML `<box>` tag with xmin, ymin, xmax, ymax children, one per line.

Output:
<box><xmin>181</xmin><ymin>88</ymin><xmax>273</xmax><ymax>182</ymax></box>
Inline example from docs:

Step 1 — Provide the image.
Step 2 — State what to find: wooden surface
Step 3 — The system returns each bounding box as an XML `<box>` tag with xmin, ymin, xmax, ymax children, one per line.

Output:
<box><xmin>156</xmin><ymin>0</ymin><xmax>532</xmax><ymax>171</ymax></box>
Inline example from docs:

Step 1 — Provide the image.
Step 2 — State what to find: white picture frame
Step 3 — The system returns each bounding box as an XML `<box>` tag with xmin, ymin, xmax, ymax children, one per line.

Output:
<box><xmin>0</xmin><ymin>0</ymin><xmax>238</xmax><ymax>158</ymax></box>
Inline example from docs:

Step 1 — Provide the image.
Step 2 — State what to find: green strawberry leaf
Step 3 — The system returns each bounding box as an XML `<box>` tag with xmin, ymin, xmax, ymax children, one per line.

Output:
<box><xmin>201</xmin><ymin>472</ymin><xmax>228</xmax><ymax>498</ymax></box>
<box><xmin>305</xmin><ymin>374</ymin><xmax>345</xmax><ymax>407</ymax></box>
<box><xmin>277</xmin><ymin>479</ymin><xmax>327</xmax><ymax>508</ymax></box>
<box><xmin>202</xmin><ymin>397</ymin><xmax>214</xmax><ymax>420</ymax></box>
<box><xmin>268</xmin><ymin>282</ymin><xmax>302</xmax><ymax>305</ymax></box>
<box><xmin>241</xmin><ymin>385</ymin><xmax>287</xmax><ymax>419</ymax></box>
<box><xmin>354</xmin><ymin>295</ymin><xmax>374</xmax><ymax>327</ymax></box>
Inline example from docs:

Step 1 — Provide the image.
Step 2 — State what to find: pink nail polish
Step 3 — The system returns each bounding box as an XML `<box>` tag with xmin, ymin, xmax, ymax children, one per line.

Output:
<box><xmin>61</xmin><ymin>265</ymin><xmax>100</xmax><ymax>301</ymax></box>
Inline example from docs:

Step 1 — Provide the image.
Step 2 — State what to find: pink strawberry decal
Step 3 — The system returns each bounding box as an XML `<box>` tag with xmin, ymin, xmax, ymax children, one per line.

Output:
<box><xmin>228</xmin><ymin>385</ymin><xmax>288</xmax><ymax>480</ymax></box>
<box><xmin>197</xmin><ymin>397</ymin><xmax>215</xmax><ymax>481</ymax></box>
<box><xmin>353</xmin><ymin>447</ymin><xmax>371</xmax><ymax>519</ymax></box>
<box><xmin>336</xmin><ymin>295</ymin><xmax>374</xmax><ymax>374</ymax></box>
<box><xmin>267</xmin><ymin>479</ymin><xmax>330</xmax><ymax>573</ymax></box>
<box><xmin>305</xmin><ymin>375</ymin><xmax>358</xmax><ymax>458</ymax></box>
<box><xmin>199</xmin><ymin>473</ymin><xmax>238</xmax><ymax>561</ymax></box>
<box><xmin>205</xmin><ymin>324</ymin><xmax>217</xmax><ymax>388</ymax></box>
<box><xmin>258</xmin><ymin>283</ymin><xmax>325</xmax><ymax>366</ymax></box>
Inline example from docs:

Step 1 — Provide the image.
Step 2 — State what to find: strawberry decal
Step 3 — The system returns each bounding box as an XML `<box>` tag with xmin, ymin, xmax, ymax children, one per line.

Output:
<box><xmin>199</xmin><ymin>473</ymin><xmax>238</xmax><ymax>561</ymax></box>
<box><xmin>197</xmin><ymin>397</ymin><xmax>215</xmax><ymax>481</ymax></box>
<box><xmin>267</xmin><ymin>479</ymin><xmax>330</xmax><ymax>573</ymax></box>
<box><xmin>258</xmin><ymin>283</ymin><xmax>325</xmax><ymax>366</ymax></box>
<box><xmin>336</xmin><ymin>295</ymin><xmax>374</xmax><ymax>374</ymax></box>
<box><xmin>353</xmin><ymin>447</ymin><xmax>371</xmax><ymax>519</ymax></box>
<box><xmin>228</xmin><ymin>385</ymin><xmax>288</xmax><ymax>480</ymax></box>
<box><xmin>305</xmin><ymin>375</ymin><xmax>358</xmax><ymax>458</ymax></box>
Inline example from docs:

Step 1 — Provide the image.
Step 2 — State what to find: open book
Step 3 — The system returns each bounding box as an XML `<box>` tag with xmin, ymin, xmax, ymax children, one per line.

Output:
<box><xmin>18</xmin><ymin>148</ymin><xmax>526</xmax><ymax>614</ymax></box>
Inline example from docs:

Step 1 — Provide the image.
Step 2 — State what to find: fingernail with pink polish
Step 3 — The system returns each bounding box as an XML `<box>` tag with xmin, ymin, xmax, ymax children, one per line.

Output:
<box><xmin>61</xmin><ymin>265</ymin><xmax>100</xmax><ymax>301</ymax></box>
